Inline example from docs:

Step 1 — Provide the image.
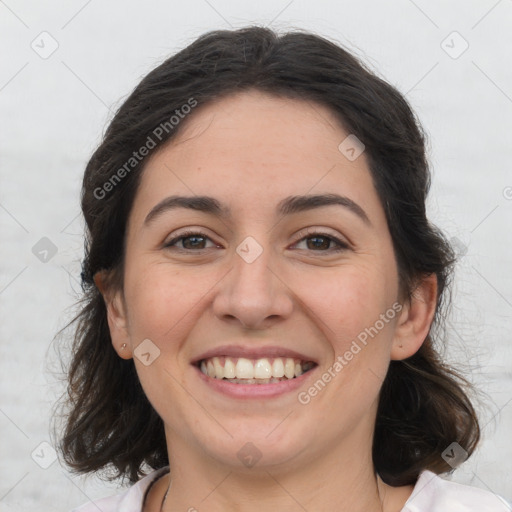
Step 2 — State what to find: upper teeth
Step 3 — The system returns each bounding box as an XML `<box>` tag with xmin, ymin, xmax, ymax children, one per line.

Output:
<box><xmin>199</xmin><ymin>356</ymin><xmax>314</xmax><ymax>380</ymax></box>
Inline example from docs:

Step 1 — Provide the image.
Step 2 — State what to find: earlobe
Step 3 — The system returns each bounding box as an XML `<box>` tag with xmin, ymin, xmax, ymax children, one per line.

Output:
<box><xmin>93</xmin><ymin>271</ymin><xmax>133</xmax><ymax>360</ymax></box>
<box><xmin>391</xmin><ymin>273</ymin><xmax>438</xmax><ymax>361</ymax></box>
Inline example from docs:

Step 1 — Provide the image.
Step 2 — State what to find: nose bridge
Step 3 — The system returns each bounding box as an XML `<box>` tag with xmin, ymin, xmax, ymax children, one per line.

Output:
<box><xmin>213</xmin><ymin>234</ymin><xmax>293</xmax><ymax>329</ymax></box>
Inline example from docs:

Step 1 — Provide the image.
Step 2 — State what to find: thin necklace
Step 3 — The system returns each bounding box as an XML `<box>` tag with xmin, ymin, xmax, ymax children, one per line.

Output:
<box><xmin>160</xmin><ymin>473</ymin><xmax>385</xmax><ymax>512</ymax></box>
<box><xmin>160</xmin><ymin>482</ymin><xmax>170</xmax><ymax>511</ymax></box>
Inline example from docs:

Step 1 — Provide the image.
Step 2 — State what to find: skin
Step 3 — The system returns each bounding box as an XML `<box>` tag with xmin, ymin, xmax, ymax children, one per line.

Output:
<box><xmin>95</xmin><ymin>90</ymin><xmax>437</xmax><ymax>512</ymax></box>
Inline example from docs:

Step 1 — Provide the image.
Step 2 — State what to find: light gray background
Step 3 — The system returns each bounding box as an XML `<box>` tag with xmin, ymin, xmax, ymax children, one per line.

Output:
<box><xmin>1</xmin><ymin>1</ymin><xmax>511</xmax><ymax>510</ymax></box>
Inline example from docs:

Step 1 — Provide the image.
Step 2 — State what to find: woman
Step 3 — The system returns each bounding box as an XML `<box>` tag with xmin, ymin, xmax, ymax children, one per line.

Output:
<box><xmin>55</xmin><ymin>26</ymin><xmax>511</xmax><ymax>511</ymax></box>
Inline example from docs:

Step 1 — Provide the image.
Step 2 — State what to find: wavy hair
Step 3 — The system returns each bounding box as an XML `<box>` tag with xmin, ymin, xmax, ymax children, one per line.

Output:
<box><xmin>53</xmin><ymin>26</ymin><xmax>480</xmax><ymax>486</ymax></box>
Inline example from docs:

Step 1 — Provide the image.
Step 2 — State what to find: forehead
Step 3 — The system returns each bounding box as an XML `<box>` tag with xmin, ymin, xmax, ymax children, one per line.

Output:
<box><xmin>132</xmin><ymin>90</ymin><xmax>383</xmax><ymax>226</ymax></box>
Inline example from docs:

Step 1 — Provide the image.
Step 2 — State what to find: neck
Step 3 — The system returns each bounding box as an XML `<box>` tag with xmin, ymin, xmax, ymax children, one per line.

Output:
<box><xmin>159</xmin><ymin>434</ymin><xmax>393</xmax><ymax>512</ymax></box>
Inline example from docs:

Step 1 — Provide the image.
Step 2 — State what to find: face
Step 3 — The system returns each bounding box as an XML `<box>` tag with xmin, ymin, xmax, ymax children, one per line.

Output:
<box><xmin>104</xmin><ymin>90</ymin><xmax>424</xmax><ymax>472</ymax></box>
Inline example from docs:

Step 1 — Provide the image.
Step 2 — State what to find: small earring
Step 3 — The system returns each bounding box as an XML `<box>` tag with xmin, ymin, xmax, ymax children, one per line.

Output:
<box><xmin>121</xmin><ymin>343</ymin><xmax>127</xmax><ymax>350</ymax></box>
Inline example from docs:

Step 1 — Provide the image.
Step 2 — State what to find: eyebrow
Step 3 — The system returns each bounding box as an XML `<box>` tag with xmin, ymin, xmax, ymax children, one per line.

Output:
<box><xmin>143</xmin><ymin>193</ymin><xmax>371</xmax><ymax>226</ymax></box>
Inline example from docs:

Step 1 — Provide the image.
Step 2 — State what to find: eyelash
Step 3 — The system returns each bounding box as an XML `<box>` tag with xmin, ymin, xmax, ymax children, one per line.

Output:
<box><xmin>163</xmin><ymin>229</ymin><xmax>349</xmax><ymax>254</ymax></box>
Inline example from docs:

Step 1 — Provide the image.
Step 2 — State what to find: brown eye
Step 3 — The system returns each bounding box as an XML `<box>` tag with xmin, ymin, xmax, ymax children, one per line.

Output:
<box><xmin>294</xmin><ymin>232</ymin><xmax>349</xmax><ymax>253</ymax></box>
<box><xmin>164</xmin><ymin>231</ymin><xmax>216</xmax><ymax>251</ymax></box>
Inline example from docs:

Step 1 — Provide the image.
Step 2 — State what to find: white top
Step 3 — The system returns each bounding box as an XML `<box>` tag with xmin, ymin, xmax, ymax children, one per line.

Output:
<box><xmin>71</xmin><ymin>467</ymin><xmax>512</xmax><ymax>512</ymax></box>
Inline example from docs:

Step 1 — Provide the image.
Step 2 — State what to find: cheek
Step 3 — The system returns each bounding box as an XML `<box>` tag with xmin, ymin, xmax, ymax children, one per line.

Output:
<box><xmin>302</xmin><ymin>262</ymin><xmax>397</xmax><ymax>341</ymax></box>
<box><xmin>123</xmin><ymin>261</ymin><xmax>203</xmax><ymax>344</ymax></box>
<box><xmin>301</xmin><ymin>260</ymin><xmax>399</xmax><ymax>402</ymax></box>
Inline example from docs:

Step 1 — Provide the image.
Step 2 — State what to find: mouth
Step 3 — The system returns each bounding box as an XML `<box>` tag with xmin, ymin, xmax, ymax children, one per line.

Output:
<box><xmin>195</xmin><ymin>356</ymin><xmax>317</xmax><ymax>384</ymax></box>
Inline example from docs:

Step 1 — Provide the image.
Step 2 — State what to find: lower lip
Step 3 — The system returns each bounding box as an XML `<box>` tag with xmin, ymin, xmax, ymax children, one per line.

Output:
<box><xmin>193</xmin><ymin>365</ymin><xmax>317</xmax><ymax>398</ymax></box>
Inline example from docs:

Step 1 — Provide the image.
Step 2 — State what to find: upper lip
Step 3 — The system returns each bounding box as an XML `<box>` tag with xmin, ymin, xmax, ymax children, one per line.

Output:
<box><xmin>191</xmin><ymin>345</ymin><xmax>319</xmax><ymax>365</ymax></box>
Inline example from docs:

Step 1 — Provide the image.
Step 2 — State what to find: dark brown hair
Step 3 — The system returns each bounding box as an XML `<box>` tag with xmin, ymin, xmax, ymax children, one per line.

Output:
<box><xmin>53</xmin><ymin>26</ymin><xmax>480</xmax><ymax>486</ymax></box>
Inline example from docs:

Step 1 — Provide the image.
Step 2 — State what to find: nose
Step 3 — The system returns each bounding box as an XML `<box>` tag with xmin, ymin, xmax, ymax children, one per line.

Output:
<box><xmin>212</xmin><ymin>241</ymin><xmax>294</xmax><ymax>330</ymax></box>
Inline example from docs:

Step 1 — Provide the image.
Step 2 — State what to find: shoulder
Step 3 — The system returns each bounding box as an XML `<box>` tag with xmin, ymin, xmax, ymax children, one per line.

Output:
<box><xmin>70</xmin><ymin>467</ymin><xmax>170</xmax><ymax>512</ymax></box>
<box><xmin>402</xmin><ymin>470</ymin><xmax>512</xmax><ymax>512</ymax></box>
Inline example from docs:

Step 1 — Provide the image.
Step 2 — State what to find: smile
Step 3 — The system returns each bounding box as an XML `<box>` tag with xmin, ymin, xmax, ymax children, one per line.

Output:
<box><xmin>198</xmin><ymin>356</ymin><xmax>316</xmax><ymax>384</ymax></box>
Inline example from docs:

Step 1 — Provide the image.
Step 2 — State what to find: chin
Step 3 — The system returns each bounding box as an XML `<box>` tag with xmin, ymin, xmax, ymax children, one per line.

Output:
<box><xmin>195</xmin><ymin>421</ymin><xmax>311</xmax><ymax>470</ymax></box>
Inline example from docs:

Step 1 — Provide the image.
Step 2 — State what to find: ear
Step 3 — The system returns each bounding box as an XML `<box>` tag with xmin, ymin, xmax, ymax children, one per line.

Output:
<box><xmin>94</xmin><ymin>271</ymin><xmax>133</xmax><ymax>360</ymax></box>
<box><xmin>391</xmin><ymin>273</ymin><xmax>437</xmax><ymax>360</ymax></box>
